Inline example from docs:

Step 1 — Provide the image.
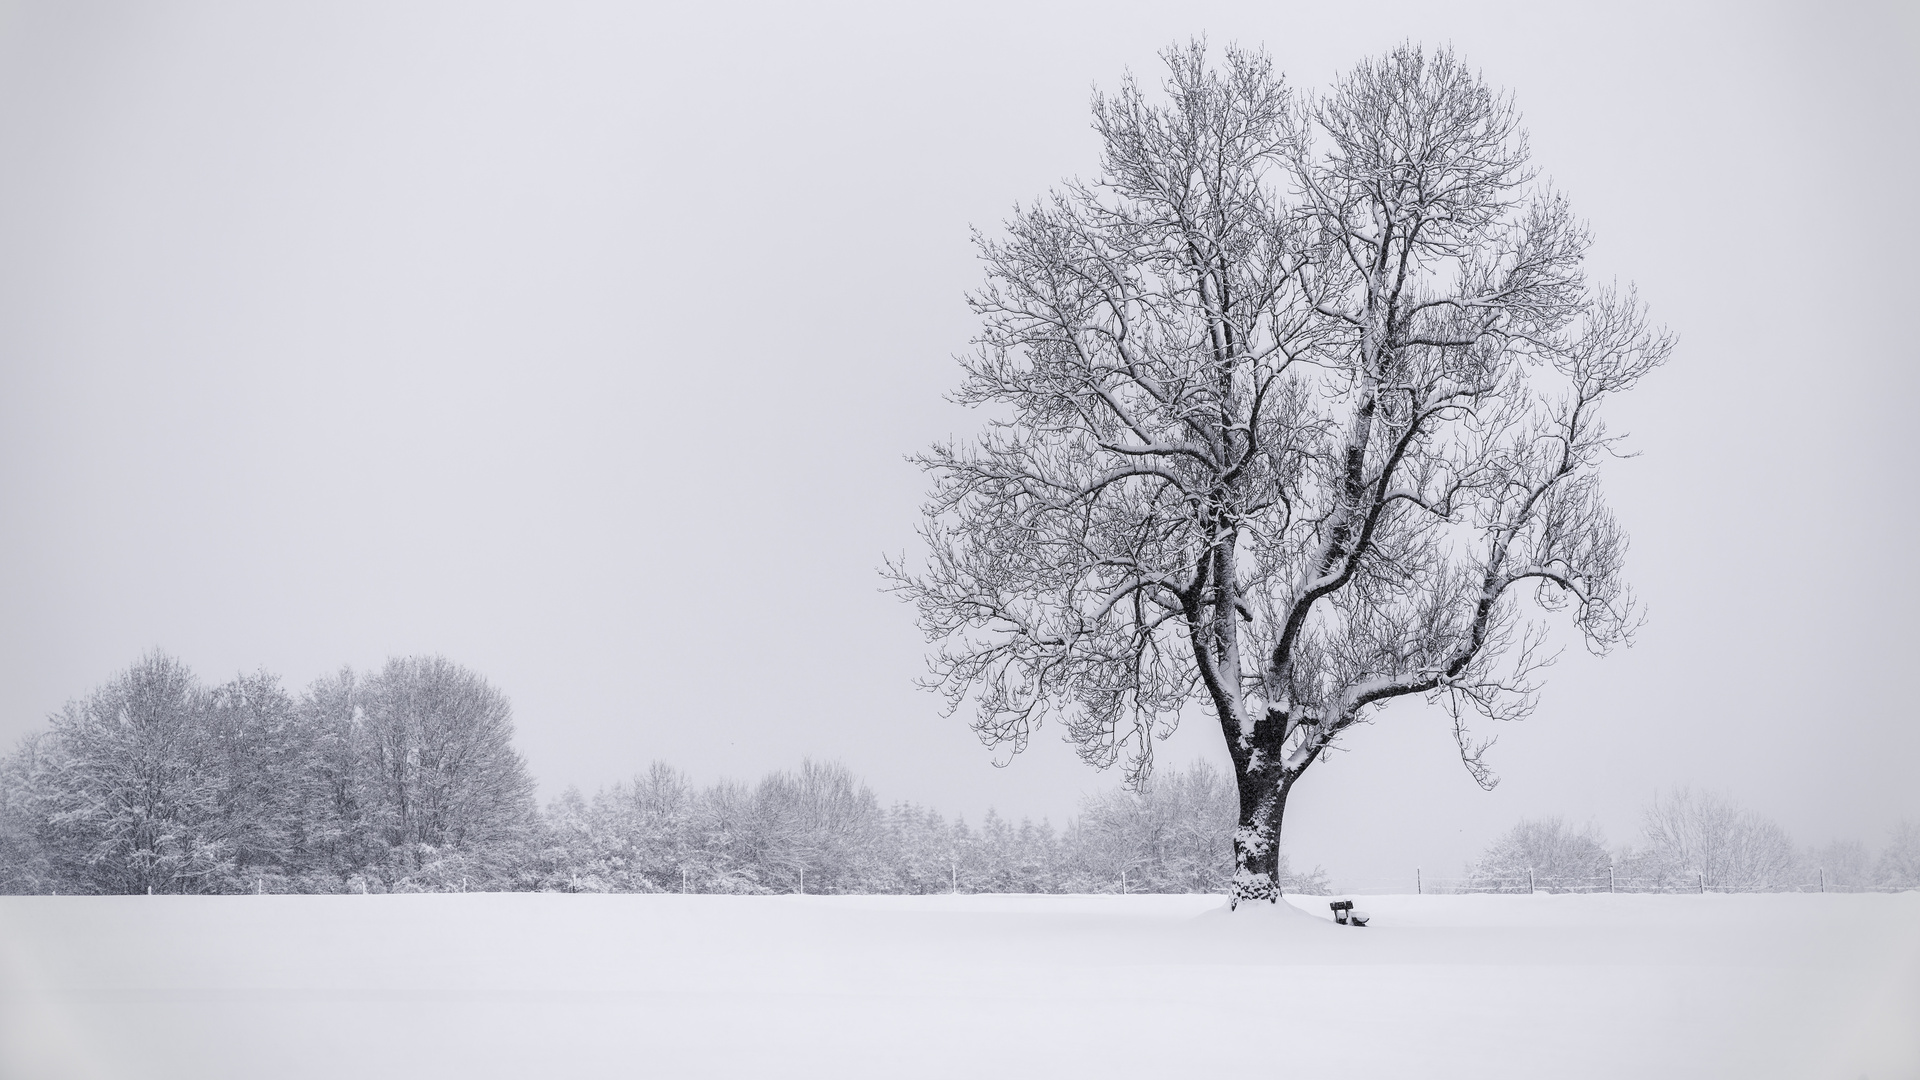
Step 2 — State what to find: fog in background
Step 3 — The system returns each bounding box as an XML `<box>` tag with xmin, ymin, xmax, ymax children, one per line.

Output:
<box><xmin>0</xmin><ymin>0</ymin><xmax>1913</xmax><ymax>887</ymax></box>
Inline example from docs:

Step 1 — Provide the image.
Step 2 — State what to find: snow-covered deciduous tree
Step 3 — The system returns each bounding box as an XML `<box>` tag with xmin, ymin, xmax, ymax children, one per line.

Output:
<box><xmin>1622</xmin><ymin>788</ymin><xmax>1797</xmax><ymax>890</ymax></box>
<box><xmin>1467</xmin><ymin>816</ymin><xmax>1610</xmax><ymax>892</ymax></box>
<box><xmin>790</xmin><ymin>759</ymin><xmax>891</xmax><ymax>892</ymax></box>
<box><xmin>37</xmin><ymin>653</ymin><xmax>231</xmax><ymax>893</ymax></box>
<box><xmin>1876</xmin><ymin>820</ymin><xmax>1920</xmax><ymax>889</ymax></box>
<box><xmin>354</xmin><ymin>656</ymin><xmax>539</xmax><ymax>887</ymax></box>
<box><xmin>732</xmin><ymin>759</ymin><xmax>887</xmax><ymax>894</ymax></box>
<box><xmin>205</xmin><ymin>670</ymin><xmax>330</xmax><ymax>889</ymax></box>
<box><xmin>294</xmin><ymin>667</ymin><xmax>381</xmax><ymax>886</ymax></box>
<box><xmin>892</xmin><ymin>42</ymin><xmax>1671</xmax><ymax>903</ymax></box>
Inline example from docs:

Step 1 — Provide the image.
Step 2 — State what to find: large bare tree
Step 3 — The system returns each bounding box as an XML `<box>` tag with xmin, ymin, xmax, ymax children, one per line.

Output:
<box><xmin>892</xmin><ymin>42</ymin><xmax>1671</xmax><ymax>903</ymax></box>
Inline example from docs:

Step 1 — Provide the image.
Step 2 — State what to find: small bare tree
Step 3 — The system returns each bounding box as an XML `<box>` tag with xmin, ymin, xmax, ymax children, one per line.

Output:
<box><xmin>892</xmin><ymin>42</ymin><xmax>1670</xmax><ymax>903</ymax></box>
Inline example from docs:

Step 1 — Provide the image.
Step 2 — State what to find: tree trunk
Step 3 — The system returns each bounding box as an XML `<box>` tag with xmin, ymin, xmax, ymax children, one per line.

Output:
<box><xmin>1229</xmin><ymin>767</ymin><xmax>1289</xmax><ymax>905</ymax></box>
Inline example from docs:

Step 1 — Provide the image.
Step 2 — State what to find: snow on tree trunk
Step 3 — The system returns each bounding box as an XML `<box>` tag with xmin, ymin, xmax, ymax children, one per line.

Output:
<box><xmin>1230</xmin><ymin>772</ymin><xmax>1289</xmax><ymax>903</ymax></box>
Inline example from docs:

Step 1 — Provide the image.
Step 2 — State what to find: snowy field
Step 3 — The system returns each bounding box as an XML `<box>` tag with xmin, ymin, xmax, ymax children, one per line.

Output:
<box><xmin>1</xmin><ymin>892</ymin><xmax>1914</xmax><ymax>1080</ymax></box>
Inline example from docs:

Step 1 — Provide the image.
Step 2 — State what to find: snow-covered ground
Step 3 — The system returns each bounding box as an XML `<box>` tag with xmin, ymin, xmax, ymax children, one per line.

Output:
<box><xmin>1</xmin><ymin>891</ymin><xmax>1914</xmax><ymax>1079</ymax></box>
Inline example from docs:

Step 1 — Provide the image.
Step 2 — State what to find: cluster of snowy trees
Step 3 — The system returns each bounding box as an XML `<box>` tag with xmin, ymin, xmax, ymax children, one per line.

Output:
<box><xmin>0</xmin><ymin>653</ymin><xmax>540</xmax><ymax>894</ymax></box>
<box><xmin>1465</xmin><ymin>793</ymin><xmax>1920</xmax><ymax>893</ymax></box>
<box><xmin>0</xmin><ymin>654</ymin><xmax>1324</xmax><ymax>895</ymax></box>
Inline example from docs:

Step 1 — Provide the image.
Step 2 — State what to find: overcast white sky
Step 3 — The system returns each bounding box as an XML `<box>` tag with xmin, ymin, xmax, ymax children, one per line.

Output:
<box><xmin>0</xmin><ymin>0</ymin><xmax>1914</xmax><ymax>886</ymax></box>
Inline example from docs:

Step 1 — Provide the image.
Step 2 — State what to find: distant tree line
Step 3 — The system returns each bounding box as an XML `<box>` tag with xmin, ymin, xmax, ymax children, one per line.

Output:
<box><xmin>0</xmin><ymin>654</ymin><xmax>1326</xmax><ymax>895</ymax></box>
<box><xmin>1461</xmin><ymin>793</ymin><xmax>1920</xmax><ymax>893</ymax></box>
<box><xmin>539</xmin><ymin>756</ymin><xmax>1325</xmax><ymax>896</ymax></box>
